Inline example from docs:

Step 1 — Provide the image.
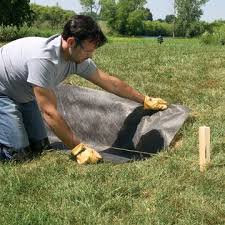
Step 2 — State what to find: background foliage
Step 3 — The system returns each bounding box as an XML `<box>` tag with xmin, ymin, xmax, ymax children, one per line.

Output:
<box><xmin>174</xmin><ymin>0</ymin><xmax>209</xmax><ymax>37</ymax></box>
<box><xmin>0</xmin><ymin>3</ymin><xmax>75</xmax><ymax>41</ymax></box>
<box><xmin>30</xmin><ymin>3</ymin><xmax>75</xmax><ymax>29</ymax></box>
<box><xmin>200</xmin><ymin>22</ymin><xmax>225</xmax><ymax>45</ymax></box>
<box><xmin>0</xmin><ymin>0</ymin><xmax>225</xmax><ymax>39</ymax></box>
<box><xmin>0</xmin><ymin>0</ymin><xmax>33</xmax><ymax>27</ymax></box>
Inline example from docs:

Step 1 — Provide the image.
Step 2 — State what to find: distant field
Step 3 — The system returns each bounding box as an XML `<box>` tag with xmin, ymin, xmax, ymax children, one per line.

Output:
<box><xmin>1</xmin><ymin>38</ymin><xmax>225</xmax><ymax>225</ymax></box>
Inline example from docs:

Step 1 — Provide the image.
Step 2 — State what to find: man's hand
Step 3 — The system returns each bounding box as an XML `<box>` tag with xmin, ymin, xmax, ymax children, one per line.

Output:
<box><xmin>144</xmin><ymin>96</ymin><xmax>168</xmax><ymax>110</ymax></box>
<box><xmin>71</xmin><ymin>143</ymin><xmax>102</xmax><ymax>164</ymax></box>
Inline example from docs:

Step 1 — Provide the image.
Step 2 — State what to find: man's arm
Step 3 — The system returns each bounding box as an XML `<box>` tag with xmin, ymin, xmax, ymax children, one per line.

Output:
<box><xmin>87</xmin><ymin>68</ymin><xmax>145</xmax><ymax>104</ymax></box>
<box><xmin>33</xmin><ymin>86</ymin><xmax>81</xmax><ymax>149</ymax></box>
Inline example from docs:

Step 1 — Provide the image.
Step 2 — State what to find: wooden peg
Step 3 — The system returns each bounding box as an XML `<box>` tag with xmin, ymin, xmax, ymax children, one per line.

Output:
<box><xmin>199</xmin><ymin>126</ymin><xmax>210</xmax><ymax>172</ymax></box>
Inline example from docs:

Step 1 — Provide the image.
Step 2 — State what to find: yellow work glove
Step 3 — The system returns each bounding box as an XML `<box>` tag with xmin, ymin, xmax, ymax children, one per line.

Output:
<box><xmin>71</xmin><ymin>143</ymin><xmax>102</xmax><ymax>165</ymax></box>
<box><xmin>144</xmin><ymin>96</ymin><xmax>168</xmax><ymax>110</ymax></box>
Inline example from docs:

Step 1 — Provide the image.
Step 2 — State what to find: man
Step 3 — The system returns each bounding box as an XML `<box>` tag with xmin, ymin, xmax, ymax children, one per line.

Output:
<box><xmin>0</xmin><ymin>15</ymin><xmax>167</xmax><ymax>162</ymax></box>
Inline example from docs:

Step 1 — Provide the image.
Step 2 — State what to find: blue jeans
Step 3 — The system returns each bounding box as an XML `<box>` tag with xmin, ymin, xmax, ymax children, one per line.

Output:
<box><xmin>0</xmin><ymin>94</ymin><xmax>48</xmax><ymax>160</ymax></box>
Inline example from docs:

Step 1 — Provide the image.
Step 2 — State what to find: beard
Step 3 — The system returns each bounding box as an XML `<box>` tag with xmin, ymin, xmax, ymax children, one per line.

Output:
<box><xmin>68</xmin><ymin>47</ymin><xmax>85</xmax><ymax>64</ymax></box>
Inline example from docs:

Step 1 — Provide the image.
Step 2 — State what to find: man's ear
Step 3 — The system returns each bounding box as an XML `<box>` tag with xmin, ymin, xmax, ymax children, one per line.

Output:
<box><xmin>67</xmin><ymin>37</ymin><xmax>76</xmax><ymax>48</ymax></box>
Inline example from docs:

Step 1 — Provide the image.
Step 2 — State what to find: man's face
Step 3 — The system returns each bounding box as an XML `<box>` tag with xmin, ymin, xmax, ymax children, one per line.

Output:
<box><xmin>69</xmin><ymin>39</ymin><xmax>96</xmax><ymax>64</ymax></box>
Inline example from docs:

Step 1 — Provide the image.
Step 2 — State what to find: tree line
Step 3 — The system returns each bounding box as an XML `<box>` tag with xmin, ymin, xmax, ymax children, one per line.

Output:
<box><xmin>80</xmin><ymin>0</ymin><xmax>211</xmax><ymax>37</ymax></box>
<box><xmin>0</xmin><ymin>0</ymin><xmax>224</xmax><ymax>39</ymax></box>
<box><xmin>0</xmin><ymin>1</ymin><xmax>75</xmax><ymax>41</ymax></box>
<box><xmin>0</xmin><ymin>0</ymin><xmax>75</xmax><ymax>29</ymax></box>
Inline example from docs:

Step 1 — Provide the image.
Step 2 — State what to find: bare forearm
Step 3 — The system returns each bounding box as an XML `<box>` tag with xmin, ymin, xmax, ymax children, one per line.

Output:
<box><xmin>108</xmin><ymin>76</ymin><xmax>145</xmax><ymax>104</ymax></box>
<box><xmin>88</xmin><ymin>69</ymin><xmax>145</xmax><ymax>104</ymax></box>
<box><xmin>43</xmin><ymin>111</ymin><xmax>80</xmax><ymax>149</ymax></box>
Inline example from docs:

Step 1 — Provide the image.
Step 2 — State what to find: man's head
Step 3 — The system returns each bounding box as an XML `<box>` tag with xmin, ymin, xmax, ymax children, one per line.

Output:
<box><xmin>61</xmin><ymin>15</ymin><xmax>107</xmax><ymax>63</ymax></box>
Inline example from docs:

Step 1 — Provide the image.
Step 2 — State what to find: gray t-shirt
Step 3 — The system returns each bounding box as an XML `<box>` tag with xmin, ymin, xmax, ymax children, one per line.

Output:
<box><xmin>0</xmin><ymin>34</ymin><xmax>97</xmax><ymax>103</ymax></box>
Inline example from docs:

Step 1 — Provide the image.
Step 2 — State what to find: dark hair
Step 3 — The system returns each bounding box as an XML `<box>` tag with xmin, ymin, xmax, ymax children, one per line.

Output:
<box><xmin>62</xmin><ymin>15</ymin><xmax>107</xmax><ymax>48</ymax></box>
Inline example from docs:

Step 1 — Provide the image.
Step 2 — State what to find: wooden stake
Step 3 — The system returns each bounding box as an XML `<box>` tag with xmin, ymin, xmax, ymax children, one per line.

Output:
<box><xmin>199</xmin><ymin>126</ymin><xmax>210</xmax><ymax>172</ymax></box>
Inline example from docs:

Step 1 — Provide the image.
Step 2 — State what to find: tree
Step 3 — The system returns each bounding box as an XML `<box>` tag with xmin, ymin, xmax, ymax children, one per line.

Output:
<box><xmin>175</xmin><ymin>0</ymin><xmax>209</xmax><ymax>37</ymax></box>
<box><xmin>99</xmin><ymin>0</ymin><xmax>116</xmax><ymax>21</ymax></box>
<box><xmin>79</xmin><ymin>0</ymin><xmax>100</xmax><ymax>14</ymax></box>
<box><xmin>0</xmin><ymin>0</ymin><xmax>33</xmax><ymax>27</ymax></box>
<box><xmin>157</xmin><ymin>19</ymin><xmax>164</xmax><ymax>22</ymax></box>
<box><xmin>100</xmin><ymin>0</ymin><xmax>147</xmax><ymax>35</ymax></box>
<box><xmin>126</xmin><ymin>10</ymin><xmax>147</xmax><ymax>35</ymax></box>
<box><xmin>165</xmin><ymin>14</ymin><xmax>176</xmax><ymax>23</ymax></box>
<box><xmin>142</xmin><ymin>8</ymin><xmax>153</xmax><ymax>21</ymax></box>
<box><xmin>31</xmin><ymin>4</ymin><xmax>75</xmax><ymax>29</ymax></box>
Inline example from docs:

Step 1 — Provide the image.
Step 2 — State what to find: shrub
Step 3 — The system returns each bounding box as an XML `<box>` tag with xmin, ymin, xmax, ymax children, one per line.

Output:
<box><xmin>199</xmin><ymin>31</ymin><xmax>215</xmax><ymax>44</ymax></box>
<box><xmin>30</xmin><ymin>4</ymin><xmax>75</xmax><ymax>30</ymax></box>
<box><xmin>0</xmin><ymin>25</ymin><xmax>60</xmax><ymax>42</ymax></box>
<box><xmin>0</xmin><ymin>25</ymin><xmax>18</xmax><ymax>42</ymax></box>
<box><xmin>200</xmin><ymin>23</ymin><xmax>225</xmax><ymax>45</ymax></box>
<box><xmin>143</xmin><ymin>21</ymin><xmax>173</xmax><ymax>37</ymax></box>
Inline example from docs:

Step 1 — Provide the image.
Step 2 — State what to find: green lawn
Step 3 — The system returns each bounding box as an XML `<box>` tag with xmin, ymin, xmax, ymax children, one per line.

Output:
<box><xmin>1</xmin><ymin>38</ymin><xmax>225</xmax><ymax>225</ymax></box>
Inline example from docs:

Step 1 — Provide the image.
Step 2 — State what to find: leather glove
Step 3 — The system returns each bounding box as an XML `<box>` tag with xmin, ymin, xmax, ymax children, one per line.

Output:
<box><xmin>71</xmin><ymin>143</ymin><xmax>102</xmax><ymax>164</ymax></box>
<box><xmin>144</xmin><ymin>96</ymin><xmax>168</xmax><ymax>110</ymax></box>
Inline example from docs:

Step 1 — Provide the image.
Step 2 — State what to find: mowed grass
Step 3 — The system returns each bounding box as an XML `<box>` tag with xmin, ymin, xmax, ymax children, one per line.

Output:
<box><xmin>1</xmin><ymin>37</ymin><xmax>225</xmax><ymax>225</ymax></box>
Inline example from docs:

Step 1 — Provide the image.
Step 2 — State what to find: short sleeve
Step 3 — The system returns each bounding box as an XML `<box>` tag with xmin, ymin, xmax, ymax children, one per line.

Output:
<box><xmin>27</xmin><ymin>58</ymin><xmax>56</xmax><ymax>88</ymax></box>
<box><xmin>76</xmin><ymin>58</ymin><xmax>97</xmax><ymax>78</ymax></box>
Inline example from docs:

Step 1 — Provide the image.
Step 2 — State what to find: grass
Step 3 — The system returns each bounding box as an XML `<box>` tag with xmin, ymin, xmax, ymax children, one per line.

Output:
<box><xmin>1</xmin><ymin>37</ymin><xmax>225</xmax><ymax>224</ymax></box>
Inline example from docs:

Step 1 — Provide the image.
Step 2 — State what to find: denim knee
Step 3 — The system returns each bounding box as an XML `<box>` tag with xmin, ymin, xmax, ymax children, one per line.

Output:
<box><xmin>0</xmin><ymin>95</ymin><xmax>29</xmax><ymax>149</ymax></box>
